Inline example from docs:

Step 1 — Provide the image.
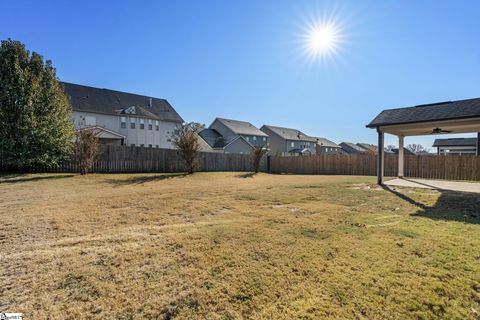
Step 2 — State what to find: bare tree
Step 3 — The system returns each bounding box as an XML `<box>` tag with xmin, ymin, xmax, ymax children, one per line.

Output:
<box><xmin>75</xmin><ymin>128</ymin><xmax>99</xmax><ymax>175</ymax></box>
<box><xmin>406</xmin><ymin>144</ymin><xmax>428</xmax><ymax>154</ymax></box>
<box><xmin>251</xmin><ymin>146</ymin><xmax>267</xmax><ymax>173</ymax></box>
<box><xmin>171</xmin><ymin>122</ymin><xmax>204</xmax><ymax>174</ymax></box>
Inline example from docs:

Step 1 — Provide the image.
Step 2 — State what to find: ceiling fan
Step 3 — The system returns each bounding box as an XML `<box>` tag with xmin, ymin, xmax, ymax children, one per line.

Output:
<box><xmin>424</xmin><ymin>127</ymin><xmax>453</xmax><ymax>134</ymax></box>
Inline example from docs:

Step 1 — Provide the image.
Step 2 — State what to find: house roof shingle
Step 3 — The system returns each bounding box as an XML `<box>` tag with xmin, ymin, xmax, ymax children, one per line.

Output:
<box><xmin>215</xmin><ymin>118</ymin><xmax>267</xmax><ymax>137</ymax></box>
<box><xmin>340</xmin><ymin>142</ymin><xmax>367</xmax><ymax>153</ymax></box>
<box><xmin>62</xmin><ymin>82</ymin><xmax>183</xmax><ymax>122</ymax></box>
<box><xmin>432</xmin><ymin>138</ymin><xmax>477</xmax><ymax>147</ymax></box>
<box><xmin>367</xmin><ymin>98</ymin><xmax>480</xmax><ymax>128</ymax></box>
<box><xmin>315</xmin><ymin>137</ymin><xmax>340</xmax><ymax>148</ymax></box>
<box><xmin>261</xmin><ymin>125</ymin><xmax>317</xmax><ymax>142</ymax></box>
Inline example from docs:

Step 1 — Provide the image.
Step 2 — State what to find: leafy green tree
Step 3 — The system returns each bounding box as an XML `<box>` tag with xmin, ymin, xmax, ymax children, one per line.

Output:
<box><xmin>0</xmin><ymin>39</ymin><xmax>74</xmax><ymax>169</ymax></box>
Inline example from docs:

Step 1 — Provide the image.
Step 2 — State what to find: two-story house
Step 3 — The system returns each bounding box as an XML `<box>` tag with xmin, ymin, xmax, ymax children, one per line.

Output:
<box><xmin>63</xmin><ymin>82</ymin><xmax>183</xmax><ymax>148</ymax></box>
<box><xmin>198</xmin><ymin>118</ymin><xmax>268</xmax><ymax>154</ymax></box>
<box><xmin>260</xmin><ymin>125</ymin><xmax>317</xmax><ymax>155</ymax></box>
<box><xmin>315</xmin><ymin>138</ymin><xmax>344</xmax><ymax>155</ymax></box>
<box><xmin>209</xmin><ymin>118</ymin><xmax>268</xmax><ymax>147</ymax></box>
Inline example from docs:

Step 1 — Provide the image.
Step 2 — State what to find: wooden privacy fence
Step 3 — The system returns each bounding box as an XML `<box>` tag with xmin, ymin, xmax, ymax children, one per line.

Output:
<box><xmin>269</xmin><ymin>154</ymin><xmax>480</xmax><ymax>181</ymax></box>
<box><xmin>0</xmin><ymin>145</ymin><xmax>264</xmax><ymax>173</ymax></box>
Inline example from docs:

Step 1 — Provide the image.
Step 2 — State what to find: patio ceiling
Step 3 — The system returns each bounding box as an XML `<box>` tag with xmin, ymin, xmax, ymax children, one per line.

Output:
<box><xmin>379</xmin><ymin>117</ymin><xmax>480</xmax><ymax>136</ymax></box>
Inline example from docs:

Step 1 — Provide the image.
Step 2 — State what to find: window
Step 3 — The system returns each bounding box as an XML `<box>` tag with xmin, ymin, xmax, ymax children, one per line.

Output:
<box><xmin>245</xmin><ymin>137</ymin><xmax>250</xmax><ymax>142</ymax></box>
<box><xmin>85</xmin><ymin>116</ymin><xmax>96</xmax><ymax>126</ymax></box>
<box><xmin>148</xmin><ymin>144</ymin><xmax>152</xmax><ymax>148</ymax></box>
<box><xmin>291</xmin><ymin>142</ymin><xmax>294</xmax><ymax>147</ymax></box>
<box><xmin>120</xmin><ymin>116</ymin><xmax>126</xmax><ymax>129</ymax></box>
<box><xmin>253</xmin><ymin>136</ymin><xmax>257</xmax><ymax>141</ymax></box>
<box><xmin>130</xmin><ymin>118</ymin><xmax>136</xmax><ymax>129</ymax></box>
<box><xmin>155</xmin><ymin>120</ymin><xmax>159</xmax><ymax>131</ymax></box>
<box><xmin>148</xmin><ymin>119</ymin><xmax>153</xmax><ymax>130</ymax></box>
<box><xmin>140</xmin><ymin>118</ymin><xmax>145</xmax><ymax>130</ymax></box>
<box><xmin>263</xmin><ymin>137</ymin><xmax>266</xmax><ymax>141</ymax></box>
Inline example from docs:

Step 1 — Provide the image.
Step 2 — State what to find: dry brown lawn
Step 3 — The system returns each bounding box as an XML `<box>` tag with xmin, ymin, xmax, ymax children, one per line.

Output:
<box><xmin>0</xmin><ymin>172</ymin><xmax>479</xmax><ymax>319</ymax></box>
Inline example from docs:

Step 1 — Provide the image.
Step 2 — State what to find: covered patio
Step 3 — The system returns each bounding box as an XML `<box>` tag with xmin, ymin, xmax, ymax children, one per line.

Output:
<box><xmin>367</xmin><ymin>98</ymin><xmax>480</xmax><ymax>185</ymax></box>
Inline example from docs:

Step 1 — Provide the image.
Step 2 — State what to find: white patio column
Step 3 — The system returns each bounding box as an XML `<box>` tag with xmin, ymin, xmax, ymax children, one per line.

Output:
<box><xmin>377</xmin><ymin>128</ymin><xmax>384</xmax><ymax>185</ymax></box>
<box><xmin>398</xmin><ymin>135</ymin><xmax>404</xmax><ymax>178</ymax></box>
<box><xmin>476</xmin><ymin>132</ymin><xmax>480</xmax><ymax>156</ymax></box>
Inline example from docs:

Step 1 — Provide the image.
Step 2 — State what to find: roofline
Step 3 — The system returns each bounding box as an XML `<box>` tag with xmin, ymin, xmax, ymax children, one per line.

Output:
<box><xmin>366</xmin><ymin>115</ymin><xmax>480</xmax><ymax>129</ymax></box>
<box><xmin>212</xmin><ymin>117</ymin><xmax>268</xmax><ymax>137</ymax></box>
<box><xmin>72</xmin><ymin>108</ymin><xmax>182</xmax><ymax>122</ymax></box>
<box><xmin>61</xmin><ymin>81</ymin><xmax>170</xmax><ymax>103</ymax></box>
<box><xmin>78</xmin><ymin>126</ymin><xmax>126</xmax><ymax>139</ymax></box>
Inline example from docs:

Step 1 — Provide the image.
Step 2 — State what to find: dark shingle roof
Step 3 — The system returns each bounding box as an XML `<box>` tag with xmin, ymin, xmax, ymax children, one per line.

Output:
<box><xmin>198</xmin><ymin>129</ymin><xmax>222</xmax><ymax>148</ymax></box>
<box><xmin>357</xmin><ymin>143</ymin><xmax>378</xmax><ymax>152</ymax></box>
<box><xmin>367</xmin><ymin>98</ymin><xmax>480</xmax><ymax>128</ymax></box>
<box><xmin>432</xmin><ymin>138</ymin><xmax>477</xmax><ymax>147</ymax></box>
<box><xmin>62</xmin><ymin>82</ymin><xmax>183</xmax><ymax>122</ymax></box>
<box><xmin>261</xmin><ymin>125</ymin><xmax>317</xmax><ymax>142</ymax></box>
<box><xmin>315</xmin><ymin>137</ymin><xmax>340</xmax><ymax>148</ymax></box>
<box><xmin>340</xmin><ymin>142</ymin><xmax>367</xmax><ymax>153</ymax></box>
<box><xmin>215</xmin><ymin>118</ymin><xmax>267</xmax><ymax>137</ymax></box>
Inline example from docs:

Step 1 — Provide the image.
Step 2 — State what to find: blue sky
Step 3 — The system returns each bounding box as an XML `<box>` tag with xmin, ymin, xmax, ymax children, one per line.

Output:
<box><xmin>2</xmin><ymin>0</ymin><xmax>479</xmax><ymax>150</ymax></box>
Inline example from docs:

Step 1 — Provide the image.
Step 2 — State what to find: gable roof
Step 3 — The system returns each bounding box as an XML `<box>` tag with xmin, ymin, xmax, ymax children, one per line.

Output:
<box><xmin>261</xmin><ymin>125</ymin><xmax>317</xmax><ymax>142</ymax></box>
<box><xmin>356</xmin><ymin>143</ymin><xmax>378</xmax><ymax>152</ymax></box>
<box><xmin>62</xmin><ymin>82</ymin><xmax>183</xmax><ymax>122</ymax></box>
<box><xmin>214</xmin><ymin>118</ymin><xmax>267</xmax><ymax>137</ymax></box>
<box><xmin>198</xmin><ymin>128</ymin><xmax>254</xmax><ymax>149</ymax></box>
<box><xmin>367</xmin><ymin>98</ymin><xmax>480</xmax><ymax>128</ymax></box>
<box><xmin>315</xmin><ymin>137</ymin><xmax>340</xmax><ymax>148</ymax></box>
<box><xmin>340</xmin><ymin>142</ymin><xmax>367</xmax><ymax>153</ymax></box>
<box><xmin>432</xmin><ymin>137</ymin><xmax>477</xmax><ymax>147</ymax></box>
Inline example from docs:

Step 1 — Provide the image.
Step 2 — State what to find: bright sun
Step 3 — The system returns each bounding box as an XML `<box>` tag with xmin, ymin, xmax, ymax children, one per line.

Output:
<box><xmin>306</xmin><ymin>23</ymin><xmax>339</xmax><ymax>58</ymax></box>
<box><xmin>300</xmin><ymin>18</ymin><xmax>344</xmax><ymax>64</ymax></box>
<box><xmin>309</xmin><ymin>26</ymin><xmax>335</xmax><ymax>52</ymax></box>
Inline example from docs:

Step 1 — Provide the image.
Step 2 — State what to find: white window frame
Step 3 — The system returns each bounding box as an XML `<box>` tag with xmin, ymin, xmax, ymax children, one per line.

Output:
<box><xmin>130</xmin><ymin>117</ymin><xmax>136</xmax><ymax>129</ymax></box>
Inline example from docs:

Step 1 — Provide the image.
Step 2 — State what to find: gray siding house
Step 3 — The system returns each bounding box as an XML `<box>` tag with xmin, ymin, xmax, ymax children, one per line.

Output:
<box><xmin>340</xmin><ymin>142</ymin><xmax>368</xmax><ymax>155</ymax></box>
<box><xmin>209</xmin><ymin>118</ymin><xmax>268</xmax><ymax>148</ymax></box>
<box><xmin>315</xmin><ymin>138</ymin><xmax>343</xmax><ymax>155</ymax></box>
<box><xmin>432</xmin><ymin>138</ymin><xmax>477</xmax><ymax>155</ymax></box>
<box><xmin>198</xmin><ymin>128</ymin><xmax>254</xmax><ymax>154</ymax></box>
<box><xmin>64</xmin><ymin>82</ymin><xmax>183</xmax><ymax>148</ymax></box>
<box><xmin>260</xmin><ymin>125</ymin><xmax>317</xmax><ymax>155</ymax></box>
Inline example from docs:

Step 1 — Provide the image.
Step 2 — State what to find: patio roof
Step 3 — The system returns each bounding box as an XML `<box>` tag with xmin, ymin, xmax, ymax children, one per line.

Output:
<box><xmin>367</xmin><ymin>98</ymin><xmax>480</xmax><ymax>184</ymax></box>
<box><xmin>367</xmin><ymin>98</ymin><xmax>480</xmax><ymax>136</ymax></box>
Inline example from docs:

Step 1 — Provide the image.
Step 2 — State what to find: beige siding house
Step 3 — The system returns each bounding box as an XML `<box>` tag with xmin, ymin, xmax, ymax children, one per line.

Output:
<box><xmin>64</xmin><ymin>82</ymin><xmax>183</xmax><ymax>148</ymax></box>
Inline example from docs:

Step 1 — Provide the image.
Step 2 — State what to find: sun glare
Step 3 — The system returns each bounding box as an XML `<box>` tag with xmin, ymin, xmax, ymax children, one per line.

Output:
<box><xmin>304</xmin><ymin>22</ymin><xmax>341</xmax><ymax>60</ymax></box>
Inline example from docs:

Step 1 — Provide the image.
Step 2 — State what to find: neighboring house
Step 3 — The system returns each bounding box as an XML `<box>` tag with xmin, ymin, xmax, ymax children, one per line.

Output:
<box><xmin>356</xmin><ymin>143</ymin><xmax>378</xmax><ymax>154</ymax></box>
<box><xmin>315</xmin><ymin>138</ymin><xmax>343</xmax><ymax>155</ymax></box>
<box><xmin>340</xmin><ymin>142</ymin><xmax>368</xmax><ymax>155</ymax></box>
<box><xmin>198</xmin><ymin>128</ymin><xmax>254</xmax><ymax>154</ymax></box>
<box><xmin>208</xmin><ymin>118</ymin><xmax>268</xmax><ymax>148</ymax></box>
<box><xmin>260</xmin><ymin>125</ymin><xmax>317</xmax><ymax>155</ymax></box>
<box><xmin>63</xmin><ymin>82</ymin><xmax>183</xmax><ymax>148</ymax></box>
<box><xmin>392</xmin><ymin>148</ymin><xmax>416</xmax><ymax>155</ymax></box>
<box><xmin>432</xmin><ymin>138</ymin><xmax>478</xmax><ymax>155</ymax></box>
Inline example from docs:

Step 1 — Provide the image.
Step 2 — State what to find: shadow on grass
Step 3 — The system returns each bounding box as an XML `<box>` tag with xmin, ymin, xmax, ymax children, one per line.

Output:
<box><xmin>236</xmin><ymin>172</ymin><xmax>257</xmax><ymax>178</ymax></box>
<box><xmin>106</xmin><ymin>173</ymin><xmax>189</xmax><ymax>185</ymax></box>
<box><xmin>382</xmin><ymin>184</ymin><xmax>480</xmax><ymax>224</ymax></box>
<box><xmin>0</xmin><ymin>173</ymin><xmax>74</xmax><ymax>184</ymax></box>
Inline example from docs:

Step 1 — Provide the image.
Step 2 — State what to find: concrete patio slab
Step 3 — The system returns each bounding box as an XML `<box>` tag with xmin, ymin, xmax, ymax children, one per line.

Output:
<box><xmin>385</xmin><ymin>178</ymin><xmax>480</xmax><ymax>193</ymax></box>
